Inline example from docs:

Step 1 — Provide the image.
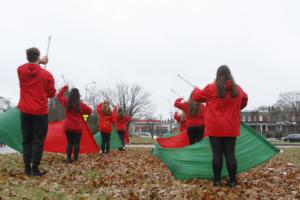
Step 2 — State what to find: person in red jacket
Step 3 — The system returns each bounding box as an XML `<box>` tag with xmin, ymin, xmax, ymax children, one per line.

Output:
<box><xmin>57</xmin><ymin>85</ymin><xmax>92</xmax><ymax>163</ymax></box>
<box><xmin>113</xmin><ymin>107</ymin><xmax>132</xmax><ymax>151</ymax></box>
<box><xmin>174</xmin><ymin>96</ymin><xmax>205</xmax><ymax>144</ymax></box>
<box><xmin>192</xmin><ymin>65</ymin><xmax>248</xmax><ymax>188</ymax></box>
<box><xmin>174</xmin><ymin>112</ymin><xmax>187</xmax><ymax>132</ymax></box>
<box><xmin>97</xmin><ymin>101</ymin><xmax>113</xmax><ymax>154</ymax></box>
<box><xmin>17</xmin><ymin>47</ymin><xmax>56</xmax><ymax>176</ymax></box>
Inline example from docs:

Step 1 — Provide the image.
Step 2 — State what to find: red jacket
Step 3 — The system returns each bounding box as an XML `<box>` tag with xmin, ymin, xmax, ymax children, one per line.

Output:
<box><xmin>174</xmin><ymin>98</ymin><xmax>205</xmax><ymax>127</ymax></box>
<box><xmin>17</xmin><ymin>63</ymin><xmax>56</xmax><ymax>115</ymax></box>
<box><xmin>97</xmin><ymin>103</ymin><xmax>113</xmax><ymax>134</ymax></box>
<box><xmin>192</xmin><ymin>80</ymin><xmax>248</xmax><ymax>137</ymax></box>
<box><xmin>112</xmin><ymin>108</ymin><xmax>132</xmax><ymax>132</ymax></box>
<box><xmin>57</xmin><ymin>86</ymin><xmax>92</xmax><ymax>132</ymax></box>
<box><xmin>174</xmin><ymin>112</ymin><xmax>187</xmax><ymax>132</ymax></box>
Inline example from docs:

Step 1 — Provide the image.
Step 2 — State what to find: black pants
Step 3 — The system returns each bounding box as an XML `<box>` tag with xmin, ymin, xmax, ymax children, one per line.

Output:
<box><xmin>187</xmin><ymin>126</ymin><xmax>204</xmax><ymax>144</ymax></box>
<box><xmin>65</xmin><ymin>131</ymin><xmax>82</xmax><ymax>160</ymax></box>
<box><xmin>118</xmin><ymin>131</ymin><xmax>125</xmax><ymax>149</ymax></box>
<box><xmin>209</xmin><ymin>136</ymin><xmax>237</xmax><ymax>183</ymax></box>
<box><xmin>101</xmin><ymin>132</ymin><xmax>111</xmax><ymax>154</ymax></box>
<box><xmin>20</xmin><ymin>112</ymin><xmax>48</xmax><ymax>167</ymax></box>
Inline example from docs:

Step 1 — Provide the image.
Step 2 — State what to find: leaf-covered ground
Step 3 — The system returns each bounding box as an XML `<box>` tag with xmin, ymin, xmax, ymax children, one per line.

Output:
<box><xmin>0</xmin><ymin>148</ymin><xmax>299</xmax><ymax>200</ymax></box>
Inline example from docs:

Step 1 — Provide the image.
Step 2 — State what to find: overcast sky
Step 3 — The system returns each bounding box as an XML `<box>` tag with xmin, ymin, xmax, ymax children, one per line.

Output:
<box><xmin>0</xmin><ymin>0</ymin><xmax>300</xmax><ymax>118</ymax></box>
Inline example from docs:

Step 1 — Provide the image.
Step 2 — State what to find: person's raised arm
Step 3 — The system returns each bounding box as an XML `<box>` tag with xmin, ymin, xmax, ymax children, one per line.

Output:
<box><xmin>240</xmin><ymin>89</ymin><xmax>248</xmax><ymax>110</ymax></box>
<box><xmin>112</xmin><ymin>106</ymin><xmax>118</xmax><ymax>122</ymax></box>
<box><xmin>57</xmin><ymin>85</ymin><xmax>68</xmax><ymax>106</ymax></box>
<box><xmin>174</xmin><ymin>98</ymin><xmax>185</xmax><ymax>110</ymax></box>
<box><xmin>125</xmin><ymin>115</ymin><xmax>133</xmax><ymax>122</ymax></box>
<box><xmin>39</xmin><ymin>56</ymin><xmax>48</xmax><ymax>65</ymax></box>
<box><xmin>97</xmin><ymin>103</ymin><xmax>103</xmax><ymax>116</ymax></box>
<box><xmin>174</xmin><ymin>112</ymin><xmax>181</xmax><ymax>123</ymax></box>
<box><xmin>192</xmin><ymin>86</ymin><xmax>209</xmax><ymax>103</ymax></box>
<box><xmin>47</xmin><ymin>74</ymin><xmax>56</xmax><ymax>98</ymax></box>
<box><xmin>80</xmin><ymin>102</ymin><xmax>92</xmax><ymax>115</ymax></box>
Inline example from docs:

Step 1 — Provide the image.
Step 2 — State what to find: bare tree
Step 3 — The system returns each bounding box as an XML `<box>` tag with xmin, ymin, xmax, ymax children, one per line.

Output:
<box><xmin>84</xmin><ymin>84</ymin><xmax>102</xmax><ymax>134</ymax></box>
<box><xmin>274</xmin><ymin>91</ymin><xmax>300</xmax><ymax>132</ymax></box>
<box><xmin>85</xmin><ymin>83</ymin><xmax>101</xmax><ymax>111</ymax></box>
<box><xmin>48</xmin><ymin>95</ymin><xmax>65</xmax><ymax>122</ymax></box>
<box><xmin>101</xmin><ymin>82</ymin><xmax>156</xmax><ymax>119</ymax></box>
<box><xmin>0</xmin><ymin>97</ymin><xmax>12</xmax><ymax>112</ymax></box>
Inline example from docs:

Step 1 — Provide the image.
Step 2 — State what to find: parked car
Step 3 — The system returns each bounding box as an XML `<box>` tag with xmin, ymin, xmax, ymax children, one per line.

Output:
<box><xmin>282</xmin><ymin>134</ymin><xmax>300</xmax><ymax>142</ymax></box>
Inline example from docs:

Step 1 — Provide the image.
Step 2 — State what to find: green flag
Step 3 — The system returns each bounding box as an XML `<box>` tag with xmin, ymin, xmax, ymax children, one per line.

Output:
<box><xmin>93</xmin><ymin>126</ymin><xmax>123</xmax><ymax>149</ymax></box>
<box><xmin>153</xmin><ymin>122</ymin><xmax>279</xmax><ymax>180</ymax></box>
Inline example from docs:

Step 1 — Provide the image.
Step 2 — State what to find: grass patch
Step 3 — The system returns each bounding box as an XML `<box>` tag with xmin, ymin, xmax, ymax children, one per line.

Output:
<box><xmin>271</xmin><ymin>141</ymin><xmax>300</xmax><ymax>145</ymax></box>
<box><xmin>129</xmin><ymin>136</ymin><xmax>155</xmax><ymax>144</ymax></box>
<box><xmin>277</xmin><ymin>148</ymin><xmax>300</xmax><ymax>166</ymax></box>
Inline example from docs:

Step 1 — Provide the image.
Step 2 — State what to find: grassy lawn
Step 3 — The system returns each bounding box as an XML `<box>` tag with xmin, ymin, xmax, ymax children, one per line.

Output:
<box><xmin>271</xmin><ymin>141</ymin><xmax>300</xmax><ymax>145</ymax></box>
<box><xmin>128</xmin><ymin>136</ymin><xmax>300</xmax><ymax>146</ymax></box>
<box><xmin>129</xmin><ymin>136</ymin><xmax>155</xmax><ymax>144</ymax></box>
<box><xmin>0</xmin><ymin>148</ymin><xmax>299</xmax><ymax>199</ymax></box>
<box><xmin>277</xmin><ymin>148</ymin><xmax>300</xmax><ymax>166</ymax></box>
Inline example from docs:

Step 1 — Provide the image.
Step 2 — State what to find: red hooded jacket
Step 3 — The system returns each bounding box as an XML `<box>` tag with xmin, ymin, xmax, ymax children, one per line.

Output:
<box><xmin>174</xmin><ymin>112</ymin><xmax>187</xmax><ymax>132</ymax></box>
<box><xmin>57</xmin><ymin>86</ymin><xmax>92</xmax><ymax>132</ymax></box>
<box><xmin>97</xmin><ymin>103</ymin><xmax>113</xmax><ymax>134</ymax></box>
<box><xmin>192</xmin><ymin>80</ymin><xmax>248</xmax><ymax>137</ymax></box>
<box><xmin>174</xmin><ymin>98</ymin><xmax>205</xmax><ymax>127</ymax></box>
<box><xmin>17</xmin><ymin>63</ymin><xmax>56</xmax><ymax>115</ymax></box>
<box><xmin>112</xmin><ymin>108</ymin><xmax>132</xmax><ymax>132</ymax></box>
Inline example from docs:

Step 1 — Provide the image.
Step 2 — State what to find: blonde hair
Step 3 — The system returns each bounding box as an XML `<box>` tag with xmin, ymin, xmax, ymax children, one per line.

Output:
<box><xmin>188</xmin><ymin>99</ymin><xmax>200</xmax><ymax>117</ymax></box>
<box><xmin>102</xmin><ymin>102</ymin><xmax>112</xmax><ymax>115</ymax></box>
<box><xmin>181</xmin><ymin>112</ymin><xmax>186</xmax><ymax>122</ymax></box>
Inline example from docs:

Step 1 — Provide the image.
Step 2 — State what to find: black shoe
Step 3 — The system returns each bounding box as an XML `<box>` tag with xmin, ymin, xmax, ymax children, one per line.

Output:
<box><xmin>228</xmin><ymin>182</ymin><xmax>237</xmax><ymax>188</ymax></box>
<box><xmin>213</xmin><ymin>181</ymin><xmax>221</xmax><ymax>187</ymax></box>
<box><xmin>31</xmin><ymin>167</ymin><xmax>43</xmax><ymax>177</ymax></box>
<box><xmin>64</xmin><ymin>158</ymin><xmax>73</xmax><ymax>163</ymax></box>
<box><xmin>24</xmin><ymin>165</ymin><xmax>31</xmax><ymax>176</ymax></box>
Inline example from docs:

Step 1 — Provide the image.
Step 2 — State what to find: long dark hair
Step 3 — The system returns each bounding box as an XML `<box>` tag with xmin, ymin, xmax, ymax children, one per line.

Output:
<box><xmin>67</xmin><ymin>88</ymin><xmax>80</xmax><ymax>113</ymax></box>
<box><xmin>215</xmin><ymin>65</ymin><xmax>239</xmax><ymax>98</ymax></box>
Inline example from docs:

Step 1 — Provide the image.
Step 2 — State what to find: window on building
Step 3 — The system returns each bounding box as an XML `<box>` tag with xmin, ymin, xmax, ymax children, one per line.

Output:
<box><xmin>247</xmin><ymin>116</ymin><xmax>251</xmax><ymax>122</ymax></box>
<box><xmin>254</xmin><ymin>116</ymin><xmax>257</xmax><ymax>122</ymax></box>
<box><xmin>242</xmin><ymin>115</ymin><xmax>246</xmax><ymax>122</ymax></box>
<box><xmin>259</xmin><ymin>115</ymin><xmax>263</xmax><ymax>122</ymax></box>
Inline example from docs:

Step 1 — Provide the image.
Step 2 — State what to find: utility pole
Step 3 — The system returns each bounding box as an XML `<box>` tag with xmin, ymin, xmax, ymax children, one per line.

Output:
<box><xmin>169</xmin><ymin>111</ymin><xmax>173</xmax><ymax>133</ymax></box>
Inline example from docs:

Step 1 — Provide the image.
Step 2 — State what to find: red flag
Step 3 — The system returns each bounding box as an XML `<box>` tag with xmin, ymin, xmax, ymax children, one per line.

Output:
<box><xmin>124</xmin><ymin>130</ymin><xmax>130</xmax><ymax>144</ymax></box>
<box><xmin>156</xmin><ymin>131</ymin><xmax>190</xmax><ymax>148</ymax></box>
<box><xmin>44</xmin><ymin>120</ymin><xmax>99</xmax><ymax>154</ymax></box>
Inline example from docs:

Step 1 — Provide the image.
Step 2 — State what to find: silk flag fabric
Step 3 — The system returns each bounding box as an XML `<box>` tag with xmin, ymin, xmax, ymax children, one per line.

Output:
<box><xmin>0</xmin><ymin>108</ymin><xmax>99</xmax><ymax>154</ymax></box>
<box><xmin>153</xmin><ymin>122</ymin><xmax>279</xmax><ymax>180</ymax></box>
